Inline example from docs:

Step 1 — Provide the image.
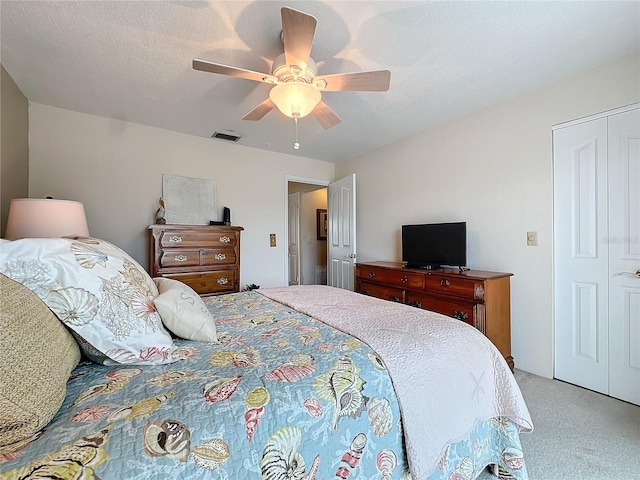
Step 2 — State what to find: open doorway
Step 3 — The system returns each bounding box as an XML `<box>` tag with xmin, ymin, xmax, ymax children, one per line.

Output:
<box><xmin>286</xmin><ymin>178</ymin><xmax>328</xmax><ymax>286</ymax></box>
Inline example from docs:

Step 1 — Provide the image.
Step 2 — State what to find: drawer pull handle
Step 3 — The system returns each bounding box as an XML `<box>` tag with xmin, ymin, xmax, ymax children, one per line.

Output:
<box><xmin>219</xmin><ymin>236</ymin><xmax>231</xmax><ymax>243</ymax></box>
<box><xmin>453</xmin><ymin>310</ymin><xmax>469</xmax><ymax>321</ymax></box>
<box><xmin>401</xmin><ymin>275</ymin><xmax>408</xmax><ymax>284</ymax></box>
<box><xmin>174</xmin><ymin>255</ymin><xmax>188</xmax><ymax>262</ymax></box>
<box><xmin>168</xmin><ymin>235</ymin><xmax>182</xmax><ymax>243</ymax></box>
<box><xmin>217</xmin><ymin>277</ymin><xmax>229</xmax><ymax>285</ymax></box>
<box><xmin>214</xmin><ymin>253</ymin><xmax>226</xmax><ymax>260</ymax></box>
<box><xmin>440</xmin><ymin>279</ymin><xmax>450</xmax><ymax>287</ymax></box>
<box><xmin>389</xmin><ymin>296</ymin><xmax>400</xmax><ymax>303</ymax></box>
<box><xmin>368</xmin><ymin>272</ymin><xmax>376</xmax><ymax>278</ymax></box>
<box><xmin>409</xmin><ymin>301</ymin><xmax>422</xmax><ymax>308</ymax></box>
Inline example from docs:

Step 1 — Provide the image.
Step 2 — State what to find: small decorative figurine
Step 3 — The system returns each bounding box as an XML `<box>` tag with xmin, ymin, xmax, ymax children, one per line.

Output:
<box><xmin>155</xmin><ymin>197</ymin><xmax>166</xmax><ymax>224</ymax></box>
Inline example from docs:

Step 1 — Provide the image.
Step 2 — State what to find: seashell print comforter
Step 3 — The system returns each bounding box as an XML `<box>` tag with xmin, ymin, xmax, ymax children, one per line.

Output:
<box><xmin>0</xmin><ymin>289</ymin><xmax>530</xmax><ymax>480</ymax></box>
<box><xmin>260</xmin><ymin>285</ymin><xmax>534</xmax><ymax>480</ymax></box>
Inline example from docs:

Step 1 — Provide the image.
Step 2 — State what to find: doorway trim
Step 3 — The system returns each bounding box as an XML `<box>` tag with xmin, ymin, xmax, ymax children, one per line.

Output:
<box><xmin>551</xmin><ymin>102</ymin><xmax>639</xmax><ymax>131</ymax></box>
<box><xmin>284</xmin><ymin>175</ymin><xmax>330</xmax><ymax>285</ymax></box>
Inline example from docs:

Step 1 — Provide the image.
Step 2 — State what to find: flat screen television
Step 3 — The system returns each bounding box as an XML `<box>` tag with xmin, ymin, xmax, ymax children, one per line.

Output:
<box><xmin>402</xmin><ymin>222</ymin><xmax>467</xmax><ymax>269</ymax></box>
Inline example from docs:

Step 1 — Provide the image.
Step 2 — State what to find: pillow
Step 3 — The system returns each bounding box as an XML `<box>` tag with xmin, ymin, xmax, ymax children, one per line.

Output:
<box><xmin>0</xmin><ymin>237</ymin><xmax>180</xmax><ymax>365</ymax></box>
<box><xmin>153</xmin><ymin>277</ymin><xmax>218</xmax><ymax>342</ymax></box>
<box><xmin>0</xmin><ymin>273</ymin><xmax>81</xmax><ymax>450</ymax></box>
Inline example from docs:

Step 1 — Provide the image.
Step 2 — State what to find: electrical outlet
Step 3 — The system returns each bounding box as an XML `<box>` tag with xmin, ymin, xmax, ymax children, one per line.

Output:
<box><xmin>527</xmin><ymin>231</ymin><xmax>538</xmax><ymax>246</ymax></box>
<box><xmin>269</xmin><ymin>233</ymin><xmax>276</xmax><ymax>247</ymax></box>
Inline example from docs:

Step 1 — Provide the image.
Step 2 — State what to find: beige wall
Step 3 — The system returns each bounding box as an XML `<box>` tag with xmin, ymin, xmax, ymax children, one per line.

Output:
<box><xmin>27</xmin><ymin>104</ymin><xmax>334</xmax><ymax>288</ymax></box>
<box><xmin>0</xmin><ymin>65</ymin><xmax>29</xmax><ymax>236</ymax></box>
<box><xmin>336</xmin><ymin>52</ymin><xmax>640</xmax><ymax>378</ymax></box>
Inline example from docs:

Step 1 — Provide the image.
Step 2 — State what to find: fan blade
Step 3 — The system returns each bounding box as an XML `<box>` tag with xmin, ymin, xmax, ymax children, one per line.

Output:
<box><xmin>311</xmin><ymin>101</ymin><xmax>341</xmax><ymax>129</ymax></box>
<box><xmin>281</xmin><ymin>7</ymin><xmax>317</xmax><ymax>69</ymax></box>
<box><xmin>314</xmin><ymin>70</ymin><xmax>391</xmax><ymax>92</ymax></box>
<box><xmin>193</xmin><ymin>59</ymin><xmax>276</xmax><ymax>84</ymax></box>
<box><xmin>243</xmin><ymin>98</ymin><xmax>276</xmax><ymax>121</ymax></box>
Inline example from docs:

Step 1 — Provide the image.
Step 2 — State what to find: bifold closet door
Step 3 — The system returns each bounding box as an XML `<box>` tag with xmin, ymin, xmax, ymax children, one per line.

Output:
<box><xmin>554</xmin><ymin>117</ymin><xmax>609</xmax><ymax>396</ymax></box>
<box><xmin>608</xmin><ymin>109</ymin><xmax>640</xmax><ymax>406</ymax></box>
<box><xmin>554</xmin><ymin>106</ymin><xmax>640</xmax><ymax>406</ymax></box>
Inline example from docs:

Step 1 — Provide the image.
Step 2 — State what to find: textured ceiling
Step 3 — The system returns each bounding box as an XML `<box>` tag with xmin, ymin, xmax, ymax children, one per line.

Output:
<box><xmin>2</xmin><ymin>1</ymin><xmax>639</xmax><ymax>162</ymax></box>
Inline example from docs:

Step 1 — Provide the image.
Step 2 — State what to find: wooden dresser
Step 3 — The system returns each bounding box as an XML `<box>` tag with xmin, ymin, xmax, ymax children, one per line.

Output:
<box><xmin>149</xmin><ymin>224</ymin><xmax>243</xmax><ymax>296</ymax></box>
<box><xmin>355</xmin><ymin>261</ymin><xmax>514</xmax><ymax>370</ymax></box>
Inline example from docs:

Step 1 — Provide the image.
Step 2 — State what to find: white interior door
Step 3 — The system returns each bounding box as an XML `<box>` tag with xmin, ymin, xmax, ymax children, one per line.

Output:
<box><xmin>554</xmin><ymin>105</ymin><xmax>640</xmax><ymax>405</ymax></box>
<box><xmin>288</xmin><ymin>192</ymin><xmax>301</xmax><ymax>286</ymax></box>
<box><xmin>554</xmin><ymin>117</ymin><xmax>610</xmax><ymax>395</ymax></box>
<box><xmin>608</xmin><ymin>109</ymin><xmax>640</xmax><ymax>405</ymax></box>
<box><xmin>327</xmin><ymin>174</ymin><xmax>356</xmax><ymax>290</ymax></box>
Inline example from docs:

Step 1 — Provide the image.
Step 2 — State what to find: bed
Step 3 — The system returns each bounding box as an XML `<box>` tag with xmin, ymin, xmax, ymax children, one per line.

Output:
<box><xmin>0</xmin><ymin>237</ymin><xmax>532</xmax><ymax>480</ymax></box>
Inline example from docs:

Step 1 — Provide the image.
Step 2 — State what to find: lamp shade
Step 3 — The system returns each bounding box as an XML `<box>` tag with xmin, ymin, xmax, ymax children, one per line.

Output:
<box><xmin>5</xmin><ymin>198</ymin><xmax>90</xmax><ymax>240</ymax></box>
<box><xmin>269</xmin><ymin>82</ymin><xmax>321</xmax><ymax>118</ymax></box>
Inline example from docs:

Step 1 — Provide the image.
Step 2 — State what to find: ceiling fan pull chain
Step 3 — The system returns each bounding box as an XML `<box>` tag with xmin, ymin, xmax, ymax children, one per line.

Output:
<box><xmin>293</xmin><ymin>113</ymin><xmax>300</xmax><ymax>149</ymax></box>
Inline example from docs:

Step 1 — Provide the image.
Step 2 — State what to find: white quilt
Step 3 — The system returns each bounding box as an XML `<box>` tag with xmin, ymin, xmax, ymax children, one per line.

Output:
<box><xmin>259</xmin><ymin>285</ymin><xmax>533</xmax><ymax>479</ymax></box>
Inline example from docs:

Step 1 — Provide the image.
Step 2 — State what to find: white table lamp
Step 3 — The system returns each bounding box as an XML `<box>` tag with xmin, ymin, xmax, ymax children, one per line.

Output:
<box><xmin>5</xmin><ymin>198</ymin><xmax>90</xmax><ymax>240</ymax></box>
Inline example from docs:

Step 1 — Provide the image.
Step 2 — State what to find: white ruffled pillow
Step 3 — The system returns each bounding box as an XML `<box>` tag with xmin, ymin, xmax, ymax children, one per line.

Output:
<box><xmin>153</xmin><ymin>277</ymin><xmax>217</xmax><ymax>342</ymax></box>
<box><xmin>0</xmin><ymin>237</ymin><xmax>181</xmax><ymax>365</ymax></box>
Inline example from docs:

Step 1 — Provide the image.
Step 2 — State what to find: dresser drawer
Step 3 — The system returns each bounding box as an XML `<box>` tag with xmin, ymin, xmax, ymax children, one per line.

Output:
<box><xmin>166</xmin><ymin>271</ymin><xmax>237</xmax><ymax>295</ymax></box>
<box><xmin>424</xmin><ymin>274</ymin><xmax>476</xmax><ymax>300</ymax></box>
<box><xmin>357</xmin><ymin>282</ymin><xmax>404</xmax><ymax>303</ymax></box>
<box><xmin>160</xmin><ymin>250</ymin><xmax>201</xmax><ymax>268</ymax></box>
<box><xmin>159</xmin><ymin>230</ymin><xmax>237</xmax><ymax>249</ymax></box>
<box><xmin>356</xmin><ymin>266</ymin><xmax>388</xmax><ymax>283</ymax></box>
<box><xmin>202</xmin><ymin>249</ymin><xmax>236</xmax><ymax>266</ymax></box>
<box><xmin>405</xmin><ymin>292</ymin><xmax>475</xmax><ymax>326</ymax></box>
<box><xmin>386</xmin><ymin>270</ymin><xmax>425</xmax><ymax>289</ymax></box>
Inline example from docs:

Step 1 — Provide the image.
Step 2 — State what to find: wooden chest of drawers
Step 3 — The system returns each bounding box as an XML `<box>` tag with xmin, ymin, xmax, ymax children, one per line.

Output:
<box><xmin>149</xmin><ymin>224</ymin><xmax>243</xmax><ymax>296</ymax></box>
<box><xmin>356</xmin><ymin>261</ymin><xmax>514</xmax><ymax>370</ymax></box>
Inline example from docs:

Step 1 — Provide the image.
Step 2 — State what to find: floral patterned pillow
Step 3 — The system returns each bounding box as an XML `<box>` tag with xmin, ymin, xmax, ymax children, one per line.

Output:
<box><xmin>0</xmin><ymin>237</ymin><xmax>181</xmax><ymax>365</ymax></box>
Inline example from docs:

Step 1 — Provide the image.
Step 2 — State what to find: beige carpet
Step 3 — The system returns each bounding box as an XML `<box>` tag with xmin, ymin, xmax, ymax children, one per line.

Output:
<box><xmin>476</xmin><ymin>370</ymin><xmax>640</xmax><ymax>480</ymax></box>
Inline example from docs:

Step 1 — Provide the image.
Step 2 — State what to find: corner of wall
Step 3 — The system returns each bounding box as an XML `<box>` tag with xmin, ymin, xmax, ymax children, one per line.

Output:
<box><xmin>1</xmin><ymin>65</ymin><xmax>30</xmax><ymax>237</ymax></box>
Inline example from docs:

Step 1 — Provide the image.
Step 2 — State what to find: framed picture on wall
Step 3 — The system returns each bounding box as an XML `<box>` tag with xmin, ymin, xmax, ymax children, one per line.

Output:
<box><xmin>317</xmin><ymin>209</ymin><xmax>327</xmax><ymax>240</ymax></box>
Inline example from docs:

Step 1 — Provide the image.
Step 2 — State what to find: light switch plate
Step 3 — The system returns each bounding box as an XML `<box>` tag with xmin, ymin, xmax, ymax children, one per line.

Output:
<box><xmin>269</xmin><ymin>233</ymin><xmax>276</xmax><ymax>247</ymax></box>
<box><xmin>527</xmin><ymin>231</ymin><xmax>538</xmax><ymax>246</ymax></box>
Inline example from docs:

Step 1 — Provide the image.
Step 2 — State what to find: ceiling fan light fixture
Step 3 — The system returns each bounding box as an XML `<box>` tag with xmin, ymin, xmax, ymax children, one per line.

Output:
<box><xmin>271</xmin><ymin>54</ymin><xmax>317</xmax><ymax>83</ymax></box>
<box><xmin>269</xmin><ymin>82</ymin><xmax>321</xmax><ymax>118</ymax></box>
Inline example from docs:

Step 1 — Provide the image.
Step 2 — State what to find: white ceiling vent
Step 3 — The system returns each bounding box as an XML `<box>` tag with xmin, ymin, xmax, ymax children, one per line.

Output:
<box><xmin>212</xmin><ymin>130</ymin><xmax>242</xmax><ymax>142</ymax></box>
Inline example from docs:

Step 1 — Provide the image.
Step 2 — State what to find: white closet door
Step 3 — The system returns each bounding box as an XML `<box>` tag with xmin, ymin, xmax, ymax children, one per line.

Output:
<box><xmin>554</xmin><ymin>118</ymin><xmax>610</xmax><ymax>395</ymax></box>
<box><xmin>608</xmin><ymin>109</ymin><xmax>640</xmax><ymax>405</ymax></box>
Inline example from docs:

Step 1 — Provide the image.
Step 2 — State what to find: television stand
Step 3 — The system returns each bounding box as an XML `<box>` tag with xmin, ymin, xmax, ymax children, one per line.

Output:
<box><xmin>355</xmin><ymin>261</ymin><xmax>514</xmax><ymax>371</ymax></box>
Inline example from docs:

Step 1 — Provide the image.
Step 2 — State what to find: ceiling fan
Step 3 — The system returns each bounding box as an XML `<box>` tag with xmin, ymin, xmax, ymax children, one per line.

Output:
<box><xmin>193</xmin><ymin>6</ymin><xmax>391</xmax><ymax>136</ymax></box>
